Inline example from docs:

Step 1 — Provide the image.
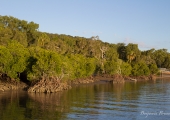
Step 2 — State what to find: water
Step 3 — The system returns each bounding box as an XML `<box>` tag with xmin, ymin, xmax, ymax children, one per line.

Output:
<box><xmin>0</xmin><ymin>79</ymin><xmax>170</xmax><ymax>120</ymax></box>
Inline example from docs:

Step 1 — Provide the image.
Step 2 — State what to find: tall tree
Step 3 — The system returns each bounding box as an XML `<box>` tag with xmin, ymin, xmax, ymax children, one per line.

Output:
<box><xmin>152</xmin><ymin>49</ymin><xmax>168</xmax><ymax>68</ymax></box>
<box><xmin>0</xmin><ymin>41</ymin><xmax>29</xmax><ymax>80</ymax></box>
<box><xmin>27</xmin><ymin>47</ymin><xmax>62</xmax><ymax>81</ymax></box>
<box><xmin>126</xmin><ymin>43</ymin><xmax>141</xmax><ymax>63</ymax></box>
<box><xmin>117</xmin><ymin>43</ymin><xmax>127</xmax><ymax>61</ymax></box>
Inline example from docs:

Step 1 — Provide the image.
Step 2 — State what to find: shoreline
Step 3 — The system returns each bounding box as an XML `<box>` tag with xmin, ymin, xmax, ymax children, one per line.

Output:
<box><xmin>156</xmin><ymin>72</ymin><xmax>170</xmax><ymax>78</ymax></box>
<box><xmin>1</xmin><ymin>73</ymin><xmax>170</xmax><ymax>92</ymax></box>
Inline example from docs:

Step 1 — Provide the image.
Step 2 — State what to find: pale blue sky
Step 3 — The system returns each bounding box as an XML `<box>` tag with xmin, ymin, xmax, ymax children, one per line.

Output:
<box><xmin>1</xmin><ymin>0</ymin><xmax>170</xmax><ymax>51</ymax></box>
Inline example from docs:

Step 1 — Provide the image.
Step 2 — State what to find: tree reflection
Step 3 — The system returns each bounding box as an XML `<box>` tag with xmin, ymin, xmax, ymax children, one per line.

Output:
<box><xmin>0</xmin><ymin>80</ymin><xmax>170</xmax><ymax>120</ymax></box>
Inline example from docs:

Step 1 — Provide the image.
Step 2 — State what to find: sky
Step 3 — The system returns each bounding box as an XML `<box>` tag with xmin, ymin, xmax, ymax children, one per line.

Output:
<box><xmin>1</xmin><ymin>0</ymin><xmax>170</xmax><ymax>51</ymax></box>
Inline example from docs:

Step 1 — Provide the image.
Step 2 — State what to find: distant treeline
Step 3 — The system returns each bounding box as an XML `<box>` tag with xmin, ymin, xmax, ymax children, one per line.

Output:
<box><xmin>0</xmin><ymin>15</ymin><xmax>169</xmax><ymax>82</ymax></box>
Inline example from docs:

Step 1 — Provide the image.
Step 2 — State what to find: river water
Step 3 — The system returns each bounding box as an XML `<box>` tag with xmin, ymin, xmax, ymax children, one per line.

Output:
<box><xmin>0</xmin><ymin>79</ymin><xmax>170</xmax><ymax>120</ymax></box>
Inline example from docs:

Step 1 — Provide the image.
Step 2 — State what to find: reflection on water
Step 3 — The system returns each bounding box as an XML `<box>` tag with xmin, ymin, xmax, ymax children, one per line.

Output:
<box><xmin>0</xmin><ymin>79</ymin><xmax>170</xmax><ymax>120</ymax></box>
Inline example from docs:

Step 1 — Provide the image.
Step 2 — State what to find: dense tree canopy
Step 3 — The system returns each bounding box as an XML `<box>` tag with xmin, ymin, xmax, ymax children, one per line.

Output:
<box><xmin>131</xmin><ymin>61</ymin><xmax>150</xmax><ymax>76</ymax></box>
<box><xmin>0</xmin><ymin>41</ymin><xmax>29</xmax><ymax>80</ymax></box>
<box><xmin>26</xmin><ymin>47</ymin><xmax>62</xmax><ymax>81</ymax></box>
<box><xmin>1</xmin><ymin>15</ymin><xmax>169</xmax><ymax>83</ymax></box>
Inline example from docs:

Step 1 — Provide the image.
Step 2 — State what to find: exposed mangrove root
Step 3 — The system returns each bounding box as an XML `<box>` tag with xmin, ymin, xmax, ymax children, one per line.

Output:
<box><xmin>28</xmin><ymin>77</ymin><xmax>71</xmax><ymax>93</ymax></box>
<box><xmin>0</xmin><ymin>82</ymin><xmax>28</xmax><ymax>92</ymax></box>
<box><xmin>0</xmin><ymin>75</ymin><xmax>28</xmax><ymax>92</ymax></box>
<box><xmin>149</xmin><ymin>75</ymin><xmax>156</xmax><ymax>80</ymax></box>
<box><xmin>112</xmin><ymin>74</ymin><xmax>125</xmax><ymax>83</ymax></box>
<box><xmin>71</xmin><ymin>76</ymin><xmax>95</xmax><ymax>85</ymax></box>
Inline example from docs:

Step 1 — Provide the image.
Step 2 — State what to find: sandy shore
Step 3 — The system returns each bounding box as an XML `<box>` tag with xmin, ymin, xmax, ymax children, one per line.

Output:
<box><xmin>156</xmin><ymin>71</ymin><xmax>170</xmax><ymax>78</ymax></box>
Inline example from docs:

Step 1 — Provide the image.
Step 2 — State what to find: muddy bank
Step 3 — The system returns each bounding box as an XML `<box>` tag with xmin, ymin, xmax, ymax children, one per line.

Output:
<box><xmin>71</xmin><ymin>76</ymin><xmax>100</xmax><ymax>85</ymax></box>
<box><xmin>157</xmin><ymin>72</ymin><xmax>170</xmax><ymax>78</ymax></box>
<box><xmin>93</xmin><ymin>74</ymin><xmax>156</xmax><ymax>83</ymax></box>
<box><xmin>0</xmin><ymin>81</ymin><xmax>28</xmax><ymax>92</ymax></box>
<box><xmin>1</xmin><ymin>73</ymin><xmax>170</xmax><ymax>93</ymax></box>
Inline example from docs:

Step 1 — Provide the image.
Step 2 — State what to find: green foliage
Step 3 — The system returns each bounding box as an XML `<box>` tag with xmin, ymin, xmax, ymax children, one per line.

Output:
<box><xmin>36</xmin><ymin>33</ymin><xmax>50</xmax><ymax>48</ymax></box>
<box><xmin>12</xmin><ymin>30</ymin><xmax>28</xmax><ymax>47</ymax></box>
<box><xmin>0</xmin><ymin>41</ymin><xmax>29</xmax><ymax>79</ymax></box>
<box><xmin>126</xmin><ymin>43</ymin><xmax>141</xmax><ymax>63</ymax></box>
<box><xmin>68</xmin><ymin>54</ymin><xmax>96</xmax><ymax>79</ymax></box>
<box><xmin>59</xmin><ymin>56</ymin><xmax>75</xmax><ymax>80</ymax></box>
<box><xmin>151</xmin><ymin>49</ymin><xmax>168</xmax><ymax>68</ymax></box>
<box><xmin>104</xmin><ymin>60</ymin><xmax>118</xmax><ymax>75</ymax></box>
<box><xmin>162</xmin><ymin>54</ymin><xmax>170</xmax><ymax>68</ymax></box>
<box><xmin>0</xmin><ymin>15</ymin><xmax>39</xmax><ymax>47</ymax></box>
<box><xmin>6</xmin><ymin>41</ymin><xmax>29</xmax><ymax>79</ymax></box>
<box><xmin>0</xmin><ymin>15</ymin><xmax>166</xmax><ymax>82</ymax></box>
<box><xmin>0</xmin><ymin>26</ymin><xmax>13</xmax><ymax>45</ymax></box>
<box><xmin>117</xmin><ymin>43</ymin><xmax>126</xmax><ymax>61</ymax></box>
<box><xmin>27</xmin><ymin>47</ymin><xmax>62</xmax><ymax>81</ymax></box>
<box><xmin>85</xmin><ymin>58</ymin><xmax>96</xmax><ymax>76</ymax></box>
<box><xmin>120</xmin><ymin>62</ymin><xmax>132</xmax><ymax>76</ymax></box>
<box><xmin>105</xmin><ymin>47</ymin><xmax>118</xmax><ymax>61</ymax></box>
<box><xmin>131</xmin><ymin>61</ymin><xmax>150</xmax><ymax>76</ymax></box>
<box><xmin>0</xmin><ymin>46</ymin><xmax>13</xmax><ymax>75</ymax></box>
<box><xmin>149</xmin><ymin>63</ymin><xmax>158</xmax><ymax>74</ymax></box>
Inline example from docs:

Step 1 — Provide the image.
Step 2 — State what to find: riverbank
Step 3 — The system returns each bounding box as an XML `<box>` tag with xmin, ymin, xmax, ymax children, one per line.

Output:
<box><xmin>0</xmin><ymin>81</ymin><xmax>28</xmax><ymax>92</ymax></box>
<box><xmin>156</xmin><ymin>71</ymin><xmax>170</xmax><ymax>78</ymax></box>
<box><xmin>1</xmin><ymin>73</ymin><xmax>170</xmax><ymax>92</ymax></box>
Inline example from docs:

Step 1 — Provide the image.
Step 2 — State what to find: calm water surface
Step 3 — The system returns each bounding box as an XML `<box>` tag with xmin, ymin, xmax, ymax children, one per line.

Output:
<box><xmin>0</xmin><ymin>79</ymin><xmax>170</xmax><ymax>120</ymax></box>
